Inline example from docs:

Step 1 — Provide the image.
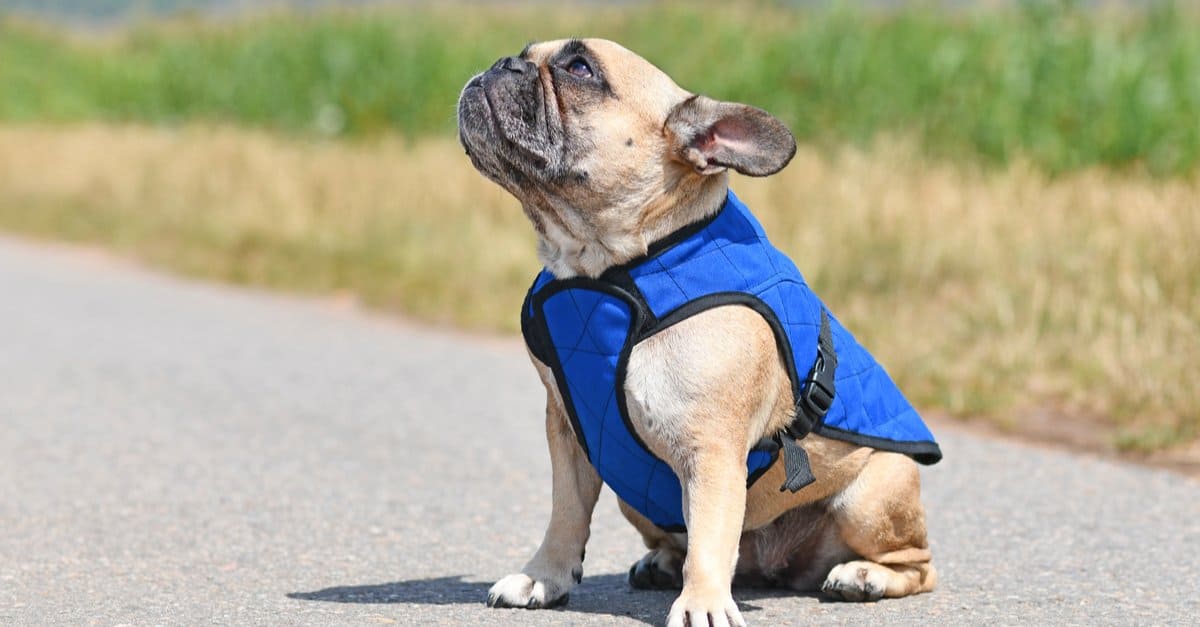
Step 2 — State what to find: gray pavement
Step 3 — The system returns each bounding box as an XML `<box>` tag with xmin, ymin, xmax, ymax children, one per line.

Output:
<box><xmin>0</xmin><ymin>236</ymin><xmax>1197</xmax><ymax>626</ymax></box>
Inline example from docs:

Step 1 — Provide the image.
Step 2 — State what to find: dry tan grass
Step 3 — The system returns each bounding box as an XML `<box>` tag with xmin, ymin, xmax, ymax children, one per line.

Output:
<box><xmin>0</xmin><ymin>124</ymin><xmax>535</xmax><ymax>329</ymax></box>
<box><xmin>1</xmin><ymin>124</ymin><xmax>1195</xmax><ymax>450</ymax></box>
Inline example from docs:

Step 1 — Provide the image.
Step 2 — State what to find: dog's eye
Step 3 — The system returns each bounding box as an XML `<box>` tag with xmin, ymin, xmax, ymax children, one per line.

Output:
<box><xmin>566</xmin><ymin>58</ymin><xmax>593</xmax><ymax>78</ymax></box>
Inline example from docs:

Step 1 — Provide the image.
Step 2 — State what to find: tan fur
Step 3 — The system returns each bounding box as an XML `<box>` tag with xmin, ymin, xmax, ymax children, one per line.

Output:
<box><xmin>462</xmin><ymin>39</ymin><xmax>935</xmax><ymax>625</ymax></box>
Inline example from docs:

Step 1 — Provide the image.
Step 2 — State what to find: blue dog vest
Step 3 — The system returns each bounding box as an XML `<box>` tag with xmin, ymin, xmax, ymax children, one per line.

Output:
<box><xmin>521</xmin><ymin>190</ymin><xmax>941</xmax><ymax>531</ymax></box>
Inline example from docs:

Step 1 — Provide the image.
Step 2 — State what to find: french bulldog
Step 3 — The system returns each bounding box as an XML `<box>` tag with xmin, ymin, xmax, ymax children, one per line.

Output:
<box><xmin>457</xmin><ymin>39</ymin><xmax>939</xmax><ymax>627</ymax></box>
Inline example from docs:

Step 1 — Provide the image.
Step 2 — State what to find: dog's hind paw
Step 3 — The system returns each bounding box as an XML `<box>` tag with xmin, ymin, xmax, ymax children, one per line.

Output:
<box><xmin>486</xmin><ymin>573</ymin><xmax>571</xmax><ymax>609</ymax></box>
<box><xmin>628</xmin><ymin>549</ymin><xmax>684</xmax><ymax>590</ymax></box>
<box><xmin>820</xmin><ymin>560</ymin><xmax>889</xmax><ymax>602</ymax></box>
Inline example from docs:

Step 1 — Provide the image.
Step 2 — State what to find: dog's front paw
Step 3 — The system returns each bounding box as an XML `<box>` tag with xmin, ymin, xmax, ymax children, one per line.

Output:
<box><xmin>666</xmin><ymin>587</ymin><xmax>745</xmax><ymax>627</ymax></box>
<box><xmin>486</xmin><ymin>572</ymin><xmax>572</xmax><ymax>609</ymax></box>
<box><xmin>821</xmin><ymin>560</ymin><xmax>889</xmax><ymax>602</ymax></box>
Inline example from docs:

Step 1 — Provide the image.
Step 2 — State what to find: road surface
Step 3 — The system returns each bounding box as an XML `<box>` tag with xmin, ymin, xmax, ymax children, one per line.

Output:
<box><xmin>1</xmin><ymin>237</ymin><xmax>1196</xmax><ymax>625</ymax></box>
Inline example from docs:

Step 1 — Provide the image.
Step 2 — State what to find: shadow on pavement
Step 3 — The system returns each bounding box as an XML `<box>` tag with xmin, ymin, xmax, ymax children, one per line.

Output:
<box><xmin>288</xmin><ymin>573</ymin><xmax>811</xmax><ymax>624</ymax></box>
<box><xmin>287</xmin><ymin>574</ymin><xmax>491</xmax><ymax>606</ymax></box>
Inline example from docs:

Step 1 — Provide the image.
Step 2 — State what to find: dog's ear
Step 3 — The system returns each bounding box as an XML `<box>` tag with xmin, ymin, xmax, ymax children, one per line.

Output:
<box><xmin>665</xmin><ymin>95</ymin><xmax>797</xmax><ymax>177</ymax></box>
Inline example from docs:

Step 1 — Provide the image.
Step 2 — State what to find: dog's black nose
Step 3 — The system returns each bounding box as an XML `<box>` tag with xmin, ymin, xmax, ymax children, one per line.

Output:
<box><xmin>491</xmin><ymin>56</ymin><xmax>533</xmax><ymax>75</ymax></box>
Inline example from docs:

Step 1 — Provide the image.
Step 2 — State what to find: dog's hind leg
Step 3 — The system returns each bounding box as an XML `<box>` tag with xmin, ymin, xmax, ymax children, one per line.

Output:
<box><xmin>487</xmin><ymin>375</ymin><xmax>603</xmax><ymax>609</ymax></box>
<box><xmin>820</xmin><ymin>451</ymin><xmax>937</xmax><ymax>601</ymax></box>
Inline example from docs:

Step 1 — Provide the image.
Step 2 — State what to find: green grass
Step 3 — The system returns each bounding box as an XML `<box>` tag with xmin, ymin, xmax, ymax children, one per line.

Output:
<box><xmin>2</xmin><ymin>2</ymin><xmax>1199</xmax><ymax>175</ymax></box>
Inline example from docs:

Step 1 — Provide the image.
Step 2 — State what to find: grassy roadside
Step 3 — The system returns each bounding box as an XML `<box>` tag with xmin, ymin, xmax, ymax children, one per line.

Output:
<box><xmin>2</xmin><ymin>3</ymin><xmax>1199</xmax><ymax>175</ymax></box>
<box><xmin>1</xmin><ymin>124</ymin><xmax>1196</xmax><ymax>452</ymax></box>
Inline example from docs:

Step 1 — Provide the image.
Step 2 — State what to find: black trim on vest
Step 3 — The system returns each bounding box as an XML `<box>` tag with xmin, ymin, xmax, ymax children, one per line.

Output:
<box><xmin>520</xmin><ymin>285</ymin><xmax>551</xmax><ymax>365</ymax></box>
<box><xmin>816</xmin><ymin>425</ymin><xmax>943</xmax><ymax>465</ymax></box>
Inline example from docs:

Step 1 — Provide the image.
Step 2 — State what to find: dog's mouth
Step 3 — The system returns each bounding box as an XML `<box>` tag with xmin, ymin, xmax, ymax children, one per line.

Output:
<box><xmin>457</xmin><ymin>76</ymin><xmax>487</xmax><ymax>156</ymax></box>
<box><xmin>457</xmin><ymin>65</ymin><xmax>565</xmax><ymax>187</ymax></box>
<box><xmin>457</xmin><ymin>78</ymin><xmax>507</xmax><ymax>179</ymax></box>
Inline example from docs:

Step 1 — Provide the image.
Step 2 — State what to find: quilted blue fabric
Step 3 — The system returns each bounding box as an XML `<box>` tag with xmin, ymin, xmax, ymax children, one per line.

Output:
<box><xmin>523</xmin><ymin>190</ymin><xmax>940</xmax><ymax>531</ymax></box>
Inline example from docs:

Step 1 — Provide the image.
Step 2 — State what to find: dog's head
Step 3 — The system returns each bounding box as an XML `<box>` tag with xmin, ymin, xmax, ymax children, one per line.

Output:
<box><xmin>457</xmin><ymin>38</ymin><xmax>795</xmax><ymax>277</ymax></box>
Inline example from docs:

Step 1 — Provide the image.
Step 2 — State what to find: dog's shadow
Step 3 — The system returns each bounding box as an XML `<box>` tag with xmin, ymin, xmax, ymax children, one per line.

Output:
<box><xmin>288</xmin><ymin>574</ymin><xmax>815</xmax><ymax>625</ymax></box>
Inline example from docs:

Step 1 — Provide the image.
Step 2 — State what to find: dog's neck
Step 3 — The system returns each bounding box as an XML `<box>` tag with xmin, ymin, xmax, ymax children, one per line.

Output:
<box><xmin>532</xmin><ymin>174</ymin><xmax>729</xmax><ymax>279</ymax></box>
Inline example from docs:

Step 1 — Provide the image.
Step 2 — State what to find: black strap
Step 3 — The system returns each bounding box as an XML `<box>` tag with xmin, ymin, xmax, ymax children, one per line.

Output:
<box><xmin>778</xmin><ymin>436</ymin><xmax>816</xmax><ymax>492</ymax></box>
<box><xmin>777</xmin><ymin>310</ymin><xmax>838</xmax><ymax>492</ymax></box>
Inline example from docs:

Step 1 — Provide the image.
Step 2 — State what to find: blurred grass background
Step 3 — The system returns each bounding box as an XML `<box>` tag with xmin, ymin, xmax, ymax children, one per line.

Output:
<box><xmin>3</xmin><ymin>2</ymin><xmax>1200</xmax><ymax>174</ymax></box>
<box><xmin>0</xmin><ymin>1</ymin><xmax>1196</xmax><ymax>454</ymax></box>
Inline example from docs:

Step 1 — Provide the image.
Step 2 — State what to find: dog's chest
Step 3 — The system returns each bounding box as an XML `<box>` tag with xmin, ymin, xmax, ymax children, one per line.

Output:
<box><xmin>621</xmin><ymin>306</ymin><xmax>787</xmax><ymax>463</ymax></box>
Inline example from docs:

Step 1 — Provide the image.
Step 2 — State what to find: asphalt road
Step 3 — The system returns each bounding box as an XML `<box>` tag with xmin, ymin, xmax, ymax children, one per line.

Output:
<box><xmin>1</xmin><ymin>236</ymin><xmax>1197</xmax><ymax>626</ymax></box>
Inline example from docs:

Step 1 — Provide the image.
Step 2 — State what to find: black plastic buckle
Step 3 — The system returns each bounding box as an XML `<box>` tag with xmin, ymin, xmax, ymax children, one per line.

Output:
<box><xmin>800</xmin><ymin>377</ymin><xmax>834</xmax><ymax>420</ymax></box>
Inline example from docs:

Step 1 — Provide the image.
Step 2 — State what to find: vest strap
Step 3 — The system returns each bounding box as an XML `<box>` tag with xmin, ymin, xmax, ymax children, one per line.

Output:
<box><xmin>777</xmin><ymin>435</ymin><xmax>816</xmax><ymax>492</ymax></box>
<box><xmin>778</xmin><ymin>310</ymin><xmax>838</xmax><ymax>492</ymax></box>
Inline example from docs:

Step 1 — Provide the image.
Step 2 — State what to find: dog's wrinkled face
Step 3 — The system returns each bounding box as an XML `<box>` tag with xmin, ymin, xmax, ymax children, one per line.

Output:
<box><xmin>457</xmin><ymin>39</ymin><xmax>685</xmax><ymax>218</ymax></box>
<box><xmin>458</xmin><ymin>38</ymin><xmax>796</xmax><ymax>277</ymax></box>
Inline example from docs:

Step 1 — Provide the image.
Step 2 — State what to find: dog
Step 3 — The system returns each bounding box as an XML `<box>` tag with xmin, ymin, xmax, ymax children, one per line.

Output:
<box><xmin>457</xmin><ymin>39</ymin><xmax>941</xmax><ymax>627</ymax></box>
